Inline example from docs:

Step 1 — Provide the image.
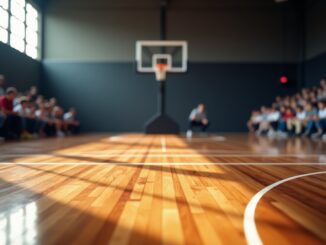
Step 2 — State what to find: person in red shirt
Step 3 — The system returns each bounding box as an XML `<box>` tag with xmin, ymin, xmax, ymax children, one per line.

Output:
<box><xmin>0</xmin><ymin>87</ymin><xmax>17</xmax><ymax>114</ymax></box>
<box><xmin>0</xmin><ymin>87</ymin><xmax>22</xmax><ymax>139</ymax></box>
<box><xmin>283</xmin><ymin>107</ymin><xmax>295</xmax><ymax>120</ymax></box>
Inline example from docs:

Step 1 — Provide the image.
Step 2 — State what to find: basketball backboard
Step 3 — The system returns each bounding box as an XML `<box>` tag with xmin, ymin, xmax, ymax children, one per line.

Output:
<box><xmin>136</xmin><ymin>40</ymin><xmax>188</xmax><ymax>74</ymax></box>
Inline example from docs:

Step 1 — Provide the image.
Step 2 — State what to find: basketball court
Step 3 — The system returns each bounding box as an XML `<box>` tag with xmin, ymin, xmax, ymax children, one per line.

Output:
<box><xmin>0</xmin><ymin>134</ymin><xmax>325</xmax><ymax>245</ymax></box>
<box><xmin>1</xmin><ymin>0</ymin><xmax>326</xmax><ymax>244</ymax></box>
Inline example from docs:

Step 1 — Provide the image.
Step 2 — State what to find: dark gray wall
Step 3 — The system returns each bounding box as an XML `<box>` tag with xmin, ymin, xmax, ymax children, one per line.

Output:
<box><xmin>44</xmin><ymin>0</ymin><xmax>298</xmax><ymax>62</ymax></box>
<box><xmin>42</xmin><ymin>0</ymin><xmax>300</xmax><ymax>132</ymax></box>
<box><xmin>304</xmin><ymin>0</ymin><xmax>326</xmax><ymax>87</ymax></box>
<box><xmin>0</xmin><ymin>43</ymin><xmax>41</xmax><ymax>91</ymax></box>
<box><xmin>42</xmin><ymin>61</ymin><xmax>297</xmax><ymax>132</ymax></box>
<box><xmin>306</xmin><ymin>0</ymin><xmax>326</xmax><ymax>59</ymax></box>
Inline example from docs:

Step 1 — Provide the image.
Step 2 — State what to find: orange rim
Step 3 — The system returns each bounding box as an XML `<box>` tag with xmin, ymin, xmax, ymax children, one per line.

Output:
<box><xmin>155</xmin><ymin>63</ymin><xmax>168</xmax><ymax>71</ymax></box>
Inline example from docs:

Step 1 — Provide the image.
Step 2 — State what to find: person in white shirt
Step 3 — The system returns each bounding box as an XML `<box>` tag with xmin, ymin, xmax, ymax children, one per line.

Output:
<box><xmin>14</xmin><ymin>97</ymin><xmax>31</xmax><ymax>117</ymax></box>
<box><xmin>267</xmin><ymin>108</ymin><xmax>281</xmax><ymax>126</ymax></box>
<box><xmin>14</xmin><ymin>97</ymin><xmax>39</xmax><ymax>138</ymax></box>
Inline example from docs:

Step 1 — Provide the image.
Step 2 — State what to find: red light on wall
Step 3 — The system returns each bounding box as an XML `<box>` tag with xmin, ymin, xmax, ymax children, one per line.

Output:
<box><xmin>280</xmin><ymin>76</ymin><xmax>288</xmax><ymax>84</ymax></box>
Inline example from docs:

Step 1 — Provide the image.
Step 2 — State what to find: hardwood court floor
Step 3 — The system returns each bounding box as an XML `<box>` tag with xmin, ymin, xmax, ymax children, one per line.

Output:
<box><xmin>0</xmin><ymin>134</ymin><xmax>325</xmax><ymax>245</ymax></box>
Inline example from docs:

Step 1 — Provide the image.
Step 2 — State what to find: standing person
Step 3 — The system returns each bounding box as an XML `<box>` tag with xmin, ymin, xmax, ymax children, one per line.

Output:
<box><xmin>187</xmin><ymin>103</ymin><xmax>209</xmax><ymax>137</ymax></box>
<box><xmin>0</xmin><ymin>75</ymin><xmax>5</xmax><ymax>96</ymax></box>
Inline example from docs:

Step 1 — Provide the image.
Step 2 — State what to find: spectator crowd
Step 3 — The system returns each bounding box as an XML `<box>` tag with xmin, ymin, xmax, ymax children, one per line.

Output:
<box><xmin>0</xmin><ymin>75</ymin><xmax>80</xmax><ymax>141</ymax></box>
<box><xmin>247</xmin><ymin>78</ymin><xmax>326</xmax><ymax>140</ymax></box>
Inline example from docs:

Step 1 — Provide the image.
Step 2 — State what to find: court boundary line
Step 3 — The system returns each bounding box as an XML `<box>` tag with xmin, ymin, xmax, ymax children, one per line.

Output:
<box><xmin>0</xmin><ymin>162</ymin><xmax>326</xmax><ymax>166</ymax></box>
<box><xmin>244</xmin><ymin>171</ymin><xmax>326</xmax><ymax>245</ymax></box>
<box><xmin>0</xmin><ymin>153</ymin><xmax>325</xmax><ymax>157</ymax></box>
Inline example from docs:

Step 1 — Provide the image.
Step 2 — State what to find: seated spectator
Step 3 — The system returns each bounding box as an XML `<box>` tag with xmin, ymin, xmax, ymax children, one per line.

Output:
<box><xmin>14</xmin><ymin>97</ymin><xmax>38</xmax><ymax>139</ymax></box>
<box><xmin>64</xmin><ymin>108</ymin><xmax>80</xmax><ymax>135</ymax></box>
<box><xmin>283</xmin><ymin>107</ymin><xmax>295</xmax><ymax>133</ymax></box>
<box><xmin>255</xmin><ymin>106</ymin><xmax>270</xmax><ymax>135</ymax></box>
<box><xmin>49</xmin><ymin>97</ymin><xmax>57</xmax><ymax>110</ymax></box>
<box><xmin>288</xmin><ymin>106</ymin><xmax>306</xmax><ymax>136</ymax></box>
<box><xmin>247</xmin><ymin>110</ymin><xmax>263</xmax><ymax>133</ymax></box>
<box><xmin>273</xmin><ymin>106</ymin><xmax>295</xmax><ymax>138</ymax></box>
<box><xmin>320</xmin><ymin>79</ymin><xmax>326</xmax><ymax>102</ymax></box>
<box><xmin>266</xmin><ymin>107</ymin><xmax>281</xmax><ymax>137</ymax></box>
<box><xmin>0</xmin><ymin>87</ymin><xmax>22</xmax><ymax>139</ymax></box>
<box><xmin>35</xmin><ymin>103</ymin><xmax>55</xmax><ymax>137</ymax></box>
<box><xmin>52</xmin><ymin>106</ymin><xmax>66</xmax><ymax>137</ymax></box>
<box><xmin>317</xmin><ymin>88</ymin><xmax>326</xmax><ymax>102</ymax></box>
<box><xmin>312</xmin><ymin>102</ymin><xmax>326</xmax><ymax>138</ymax></box>
<box><xmin>187</xmin><ymin>103</ymin><xmax>209</xmax><ymax>137</ymax></box>
<box><xmin>303</xmin><ymin>103</ymin><xmax>318</xmax><ymax>137</ymax></box>
<box><xmin>35</xmin><ymin>95</ymin><xmax>44</xmax><ymax>108</ymax></box>
<box><xmin>0</xmin><ymin>84</ymin><xmax>80</xmax><ymax>141</ymax></box>
<box><xmin>30</xmin><ymin>86</ymin><xmax>38</xmax><ymax>101</ymax></box>
<box><xmin>248</xmin><ymin>77</ymin><xmax>326</xmax><ymax>140</ymax></box>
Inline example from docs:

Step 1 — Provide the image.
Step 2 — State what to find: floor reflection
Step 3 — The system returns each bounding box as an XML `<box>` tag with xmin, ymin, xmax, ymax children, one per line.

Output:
<box><xmin>0</xmin><ymin>202</ymin><xmax>37</xmax><ymax>245</ymax></box>
<box><xmin>247</xmin><ymin>134</ymin><xmax>326</xmax><ymax>155</ymax></box>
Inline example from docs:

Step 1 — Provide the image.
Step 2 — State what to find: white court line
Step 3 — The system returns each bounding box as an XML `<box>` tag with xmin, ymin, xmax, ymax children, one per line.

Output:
<box><xmin>1</xmin><ymin>153</ymin><xmax>325</xmax><ymax>157</ymax></box>
<box><xmin>160</xmin><ymin>137</ymin><xmax>167</xmax><ymax>153</ymax></box>
<box><xmin>1</xmin><ymin>162</ymin><xmax>326</xmax><ymax>166</ymax></box>
<box><xmin>184</xmin><ymin>137</ymin><xmax>226</xmax><ymax>142</ymax></box>
<box><xmin>105</xmin><ymin>135</ymin><xmax>227</xmax><ymax>143</ymax></box>
<box><xmin>244</xmin><ymin>171</ymin><xmax>326</xmax><ymax>245</ymax></box>
<box><xmin>48</xmin><ymin>149</ymin><xmax>321</xmax><ymax>154</ymax></box>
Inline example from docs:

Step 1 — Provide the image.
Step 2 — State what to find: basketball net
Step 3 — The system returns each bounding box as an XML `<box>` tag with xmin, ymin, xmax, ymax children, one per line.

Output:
<box><xmin>154</xmin><ymin>64</ymin><xmax>168</xmax><ymax>81</ymax></box>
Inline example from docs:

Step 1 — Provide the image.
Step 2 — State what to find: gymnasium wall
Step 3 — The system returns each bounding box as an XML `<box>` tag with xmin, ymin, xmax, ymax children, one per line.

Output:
<box><xmin>305</xmin><ymin>0</ymin><xmax>326</xmax><ymax>87</ymax></box>
<box><xmin>0</xmin><ymin>0</ymin><xmax>42</xmax><ymax>92</ymax></box>
<box><xmin>42</xmin><ymin>0</ymin><xmax>299</xmax><ymax>132</ymax></box>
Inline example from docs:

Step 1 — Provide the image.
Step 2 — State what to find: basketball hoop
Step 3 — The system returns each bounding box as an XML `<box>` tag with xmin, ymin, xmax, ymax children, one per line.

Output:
<box><xmin>154</xmin><ymin>63</ymin><xmax>168</xmax><ymax>81</ymax></box>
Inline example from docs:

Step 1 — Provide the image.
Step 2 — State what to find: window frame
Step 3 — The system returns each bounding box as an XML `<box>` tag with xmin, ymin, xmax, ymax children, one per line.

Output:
<box><xmin>0</xmin><ymin>0</ymin><xmax>41</xmax><ymax>60</ymax></box>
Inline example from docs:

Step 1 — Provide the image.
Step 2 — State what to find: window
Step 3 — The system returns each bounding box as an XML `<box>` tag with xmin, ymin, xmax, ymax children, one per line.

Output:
<box><xmin>0</xmin><ymin>0</ymin><xmax>9</xmax><ymax>43</ymax></box>
<box><xmin>0</xmin><ymin>0</ymin><xmax>40</xmax><ymax>59</ymax></box>
<box><xmin>0</xmin><ymin>0</ymin><xmax>9</xmax><ymax>9</ymax></box>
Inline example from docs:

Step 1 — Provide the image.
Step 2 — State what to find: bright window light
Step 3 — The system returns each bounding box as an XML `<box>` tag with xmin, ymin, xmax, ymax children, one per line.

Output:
<box><xmin>10</xmin><ymin>33</ymin><xmax>25</xmax><ymax>52</ymax></box>
<box><xmin>0</xmin><ymin>0</ymin><xmax>8</xmax><ymax>10</ymax></box>
<box><xmin>0</xmin><ymin>27</ymin><xmax>8</xmax><ymax>43</ymax></box>
<box><xmin>2</xmin><ymin>0</ymin><xmax>40</xmax><ymax>59</ymax></box>
<box><xmin>0</xmin><ymin>7</ymin><xmax>9</xmax><ymax>28</ymax></box>
<box><xmin>26</xmin><ymin>44</ymin><xmax>37</xmax><ymax>59</ymax></box>
<box><xmin>12</xmin><ymin>0</ymin><xmax>25</xmax><ymax>7</ymax></box>
<box><xmin>10</xmin><ymin>0</ymin><xmax>25</xmax><ymax>21</ymax></box>
<box><xmin>26</xmin><ymin>3</ymin><xmax>37</xmax><ymax>19</ymax></box>
<box><xmin>10</xmin><ymin>16</ymin><xmax>25</xmax><ymax>38</ymax></box>
<box><xmin>26</xmin><ymin>28</ymin><xmax>37</xmax><ymax>47</ymax></box>
<box><xmin>26</xmin><ymin>14</ymin><xmax>38</xmax><ymax>31</ymax></box>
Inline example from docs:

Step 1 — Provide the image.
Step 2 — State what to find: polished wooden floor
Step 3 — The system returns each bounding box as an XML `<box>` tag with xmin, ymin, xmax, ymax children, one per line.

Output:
<box><xmin>0</xmin><ymin>134</ymin><xmax>325</xmax><ymax>245</ymax></box>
